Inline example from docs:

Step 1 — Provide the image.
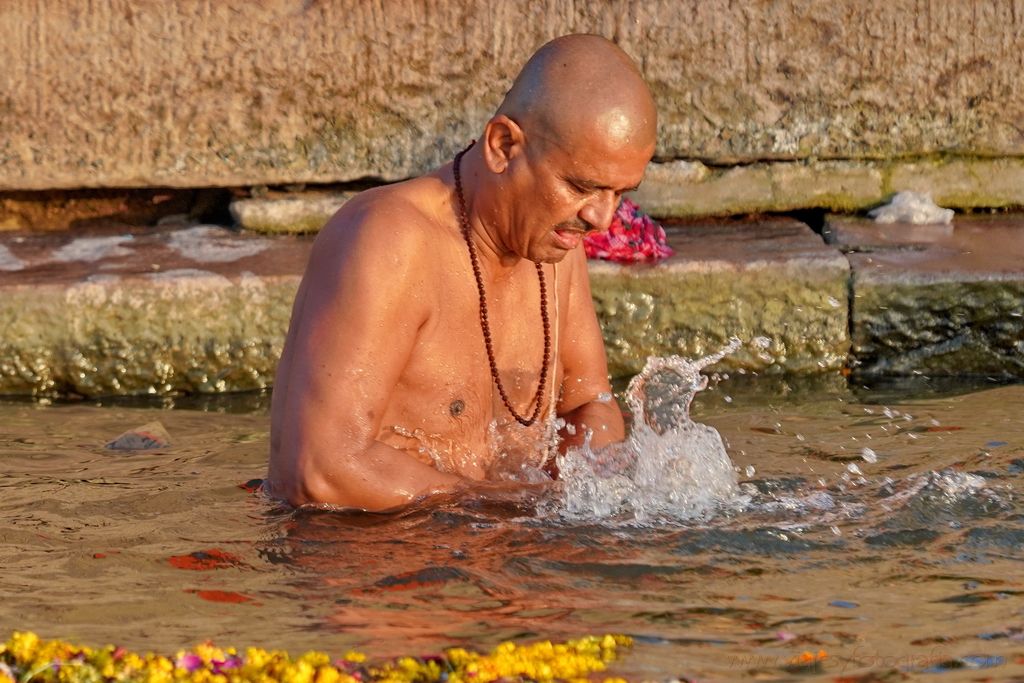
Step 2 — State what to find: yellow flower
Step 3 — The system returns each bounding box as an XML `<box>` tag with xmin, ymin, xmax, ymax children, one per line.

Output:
<box><xmin>0</xmin><ymin>631</ymin><xmax>631</xmax><ymax>683</ymax></box>
<box><xmin>7</xmin><ymin>632</ymin><xmax>40</xmax><ymax>662</ymax></box>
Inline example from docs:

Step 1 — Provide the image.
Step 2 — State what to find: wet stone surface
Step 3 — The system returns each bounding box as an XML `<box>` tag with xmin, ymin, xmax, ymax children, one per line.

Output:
<box><xmin>589</xmin><ymin>217</ymin><xmax>850</xmax><ymax>378</ymax></box>
<box><xmin>0</xmin><ymin>225</ymin><xmax>309</xmax><ymax>396</ymax></box>
<box><xmin>0</xmin><ymin>219</ymin><xmax>854</xmax><ymax>397</ymax></box>
<box><xmin>5</xmin><ymin>213</ymin><xmax>1021</xmax><ymax>396</ymax></box>
<box><xmin>826</xmin><ymin>215</ymin><xmax>1024</xmax><ymax>378</ymax></box>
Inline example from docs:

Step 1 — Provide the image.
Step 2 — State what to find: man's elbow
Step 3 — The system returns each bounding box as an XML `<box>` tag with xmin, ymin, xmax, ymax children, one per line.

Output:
<box><xmin>266</xmin><ymin>461</ymin><xmax>351</xmax><ymax>509</ymax></box>
<box><xmin>291</xmin><ymin>466</ymin><xmax>408</xmax><ymax>512</ymax></box>
<box><xmin>293</xmin><ymin>470</ymin><xmax>337</xmax><ymax>507</ymax></box>
<box><xmin>293</xmin><ymin>468</ymin><xmax>374</xmax><ymax>510</ymax></box>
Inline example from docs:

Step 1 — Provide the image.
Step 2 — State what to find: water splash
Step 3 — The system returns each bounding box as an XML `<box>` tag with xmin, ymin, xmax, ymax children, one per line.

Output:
<box><xmin>875</xmin><ymin>469</ymin><xmax>1000</xmax><ymax>517</ymax></box>
<box><xmin>553</xmin><ymin>338</ymin><xmax>747</xmax><ymax>523</ymax></box>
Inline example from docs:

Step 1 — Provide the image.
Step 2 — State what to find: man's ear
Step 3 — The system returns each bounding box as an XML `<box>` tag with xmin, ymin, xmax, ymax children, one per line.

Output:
<box><xmin>482</xmin><ymin>115</ymin><xmax>524</xmax><ymax>174</ymax></box>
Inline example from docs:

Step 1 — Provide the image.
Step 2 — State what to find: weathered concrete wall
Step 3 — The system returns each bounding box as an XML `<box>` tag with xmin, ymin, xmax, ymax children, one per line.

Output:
<box><xmin>2</xmin><ymin>0</ymin><xmax>1023</xmax><ymax>196</ymax></box>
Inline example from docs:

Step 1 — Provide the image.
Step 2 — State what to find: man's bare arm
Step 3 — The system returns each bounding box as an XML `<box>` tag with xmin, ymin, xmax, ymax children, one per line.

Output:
<box><xmin>556</xmin><ymin>247</ymin><xmax>626</xmax><ymax>452</ymax></box>
<box><xmin>558</xmin><ymin>399</ymin><xmax>625</xmax><ymax>451</ymax></box>
<box><xmin>270</xmin><ymin>201</ymin><xmax>463</xmax><ymax>510</ymax></box>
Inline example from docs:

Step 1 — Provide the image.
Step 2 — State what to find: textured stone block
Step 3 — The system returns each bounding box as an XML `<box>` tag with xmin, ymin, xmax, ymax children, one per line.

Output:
<box><xmin>631</xmin><ymin>160</ymin><xmax>884</xmax><ymax>217</ymax></box>
<box><xmin>630</xmin><ymin>164</ymin><xmax>774</xmax><ymax>217</ymax></box>
<box><xmin>631</xmin><ymin>156</ymin><xmax>1024</xmax><ymax>218</ymax></box>
<box><xmin>0</xmin><ymin>227</ymin><xmax>307</xmax><ymax>396</ymax></box>
<box><xmin>0</xmin><ymin>217</ymin><xmax>855</xmax><ymax>397</ymax></box>
<box><xmin>827</xmin><ymin>215</ymin><xmax>1024</xmax><ymax>377</ymax></box>
<box><xmin>589</xmin><ymin>219</ymin><xmax>850</xmax><ymax>377</ymax></box>
<box><xmin>887</xmin><ymin>158</ymin><xmax>1024</xmax><ymax>209</ymax></box>
<box><xmin>230</xmin><ymin>193</ymin><xmax>356</xmax><ymax>234</ymax></box>
<box><xmin>2</xmin><ymin>1</ymin><xmax>1023</xmax><ymax>192</ymax></box>
<box><xmin>769</xmin><ymin>162</ymin><xmax>884</xmax><ymax>213</ymax></box>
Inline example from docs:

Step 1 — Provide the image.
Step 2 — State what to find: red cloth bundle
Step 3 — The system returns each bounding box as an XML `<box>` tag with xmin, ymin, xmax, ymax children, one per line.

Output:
<box><xmin>583</xmin><ymin>198</ymin><xmax>673</xmax><ymax>263</ymax></box>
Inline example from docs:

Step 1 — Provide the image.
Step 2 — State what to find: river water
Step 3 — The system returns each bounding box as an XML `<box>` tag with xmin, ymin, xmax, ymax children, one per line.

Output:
<box><xmin>2</xmin><ymin>375</ymin><xmax>1023</xmax><ymax>681</ymax></box>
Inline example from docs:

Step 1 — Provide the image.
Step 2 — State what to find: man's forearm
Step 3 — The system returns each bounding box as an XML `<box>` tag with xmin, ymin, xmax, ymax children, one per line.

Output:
<box><xmin>558</xmin><ymin>398</ymin><xmax>626</xmax><ymax>452</ymax></box>
<box><xmin>293</xmin><ymin>440</ymin><xmax>464</xmax><ymax>511</ymax></box>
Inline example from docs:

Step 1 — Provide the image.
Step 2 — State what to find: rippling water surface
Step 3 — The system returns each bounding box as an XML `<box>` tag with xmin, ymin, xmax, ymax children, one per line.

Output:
<box><xmin>2</xmin><ymin>378</ymin><xmax>1023</xmax><ymax>681</ymax></box>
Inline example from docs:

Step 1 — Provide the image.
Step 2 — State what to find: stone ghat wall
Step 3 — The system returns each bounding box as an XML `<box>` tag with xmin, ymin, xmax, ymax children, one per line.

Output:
<box><xmin>1</xmin><ymin>1</ymin><xmax>1023</xmax><ymax>215</ymax></box>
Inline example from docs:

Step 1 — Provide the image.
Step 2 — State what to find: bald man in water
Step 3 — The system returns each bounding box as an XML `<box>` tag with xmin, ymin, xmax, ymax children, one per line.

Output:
<box><xmin>267</xmin><ymin>34</ymin><xmax>657</xmax><ymax>511</ymax></box>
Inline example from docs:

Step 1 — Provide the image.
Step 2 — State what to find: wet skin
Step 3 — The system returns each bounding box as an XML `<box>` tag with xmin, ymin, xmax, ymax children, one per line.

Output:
<box><xmin>267</xmin><ymin>34</ymin><xmax>658</xmax><ymax>511</ymax></box>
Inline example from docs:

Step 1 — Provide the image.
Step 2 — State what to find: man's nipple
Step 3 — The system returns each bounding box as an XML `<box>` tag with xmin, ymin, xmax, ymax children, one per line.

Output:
<box><xmin>449</xmin><ymin>399</ymin><xmax>465</xmax><ymax>417</ymax></box>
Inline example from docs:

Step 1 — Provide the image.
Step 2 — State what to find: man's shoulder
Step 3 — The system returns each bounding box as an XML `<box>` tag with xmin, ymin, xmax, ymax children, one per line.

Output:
<box><xmin>320</xmin><ymin>178</ymin><xmax>452</xmax><ymax>258</ymax></box>
<box><xmin>299</xmin><ymin>181</ymin><xmax>453</xmax><ymax>318</ymax></box>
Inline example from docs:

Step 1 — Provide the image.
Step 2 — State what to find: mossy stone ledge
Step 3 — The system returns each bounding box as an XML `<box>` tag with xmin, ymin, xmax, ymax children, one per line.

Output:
<box><xmin>0</xmin><ymin>226</ymin><xmax>305</xmax><ymax>397</ymax></box>
<box><xmin>629</xmin><ymin>157</ymin><xmax>1024</xmax><ymax>218</ymax></box>
<box><xmin>590</xmin><ymin>218</ymin><xmax>850</xmax><ymax>378</ymax></box>
<box><xmin>826</xmin><ymin>215</ymin><xmax>1024</xmax><ymax>378</ymax></box>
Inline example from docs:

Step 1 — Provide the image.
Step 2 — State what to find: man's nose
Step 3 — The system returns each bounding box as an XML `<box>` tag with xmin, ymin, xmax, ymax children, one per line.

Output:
<box><xmin>579</xmin><ymin>191</ymin><xmax>618</xmax><ymax>232</ymax></box>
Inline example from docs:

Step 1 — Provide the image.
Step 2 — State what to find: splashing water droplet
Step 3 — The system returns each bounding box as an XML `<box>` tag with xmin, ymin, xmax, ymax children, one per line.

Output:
<box><xmin>861</xmin><ymin>447</ymin><xmax>878</xmax><ymax>463</ymax></box>
<box><xmin>551</xmin><ymin>338</ymin><xmax>748</xmax><ymax>523</ymax></box>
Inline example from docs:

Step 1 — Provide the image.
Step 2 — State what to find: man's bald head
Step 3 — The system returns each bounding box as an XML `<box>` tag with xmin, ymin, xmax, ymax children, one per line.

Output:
<box><xmin>496</xmin><ymin>34</ymin><xmax>657</xmax><ymax>154</ymax></box>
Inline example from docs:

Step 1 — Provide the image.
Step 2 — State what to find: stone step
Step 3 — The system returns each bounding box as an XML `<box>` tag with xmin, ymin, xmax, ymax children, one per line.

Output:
<box><xmin>630</xmin><ymin>158</ymin><xmax>1024</xmax><ymax>218</ymax></box>
<box><xmin>228</xmin><ymin>157</ymin><xmax>1024</xmax><ymax>235</ymax></box>
<box><xmin>0</xmin><ymin>217</ymin><xmax>852</xmax><ymax>397</ymax></box>
<box><xmin>593</xmin><ymin>217</ymin><xmax>850</xmax><ymax>377</ymax></box>
<box><xmin>230</xmin><ymin>192</ymin><xmax>356</xmax><ymax>234</ymax></box>
<box><xmin>0</xmin><ymin>226</ymin><xmax>307</xmax><ymax>396</ymax></box>
<box><xmin>826</xmin><ymin>214</ymin><xmax>1024</xmax><ymax>377</ymax></box>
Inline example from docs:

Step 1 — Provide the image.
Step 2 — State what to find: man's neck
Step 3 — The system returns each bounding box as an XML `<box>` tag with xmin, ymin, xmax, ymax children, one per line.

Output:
<box><xmin>452</xmin><ymin>146</ymin><xmax>521</xmax><ymax>275</ymax></box>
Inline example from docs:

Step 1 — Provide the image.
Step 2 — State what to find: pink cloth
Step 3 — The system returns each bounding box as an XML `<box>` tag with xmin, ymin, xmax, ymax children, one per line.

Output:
<box><xmin>583</xmin><ymin>198</ymin><xmax>673</xmax><ymax>263</ymax></box>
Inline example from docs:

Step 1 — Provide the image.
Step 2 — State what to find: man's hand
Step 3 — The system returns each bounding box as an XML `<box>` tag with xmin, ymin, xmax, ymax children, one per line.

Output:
<box><xmin>558</xmin><ymin>396</ymin><xmax>626</xmax><ymax>452</ymax></box>
<box><xmin>581</xmin><ymin>439</ymin><xmax>637</xmax><ymax>478</ymax></box>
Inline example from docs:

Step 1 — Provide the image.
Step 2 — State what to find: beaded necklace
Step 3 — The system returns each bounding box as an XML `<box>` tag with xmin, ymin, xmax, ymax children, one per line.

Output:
<box><xmin>452</xmin><ymin>148</ymin><xmax>551</xmax><ymax>427</ymax></box>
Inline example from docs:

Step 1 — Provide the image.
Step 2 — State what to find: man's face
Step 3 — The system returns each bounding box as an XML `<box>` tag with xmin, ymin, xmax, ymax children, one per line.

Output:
<box><xmin>506</xmin><ymin>123</ymin><xmax>654</xmax><ymax>264</ymax></box>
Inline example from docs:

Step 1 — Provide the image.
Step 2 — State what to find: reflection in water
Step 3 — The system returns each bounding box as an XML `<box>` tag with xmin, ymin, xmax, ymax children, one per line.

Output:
<box><xmin>2</xmin><ymin>378</ymin><xmax>1024</xmax><ymax>680</ymax></box>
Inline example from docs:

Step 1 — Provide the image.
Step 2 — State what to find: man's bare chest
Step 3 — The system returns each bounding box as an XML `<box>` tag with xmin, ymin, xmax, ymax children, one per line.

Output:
<box><xmin>401</xmin><ymin>287</ymin><xmax>555</xmax><ymax>414</ymax></box>
<box><xmin>379</xmin><ymin>266</ymin><xmax>562</xmax><ymax>466</ymax></box>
